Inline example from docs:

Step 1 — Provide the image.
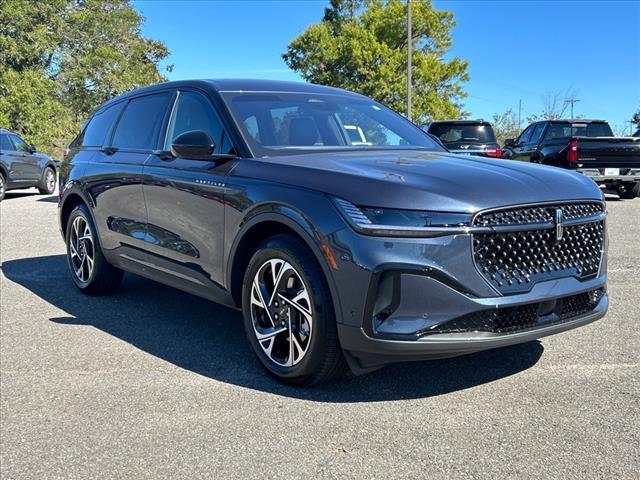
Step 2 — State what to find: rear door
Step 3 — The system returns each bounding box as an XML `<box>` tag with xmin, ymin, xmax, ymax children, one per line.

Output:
<box><xmin>142</xmin><ymin>89</ymin><xmax>234</xmax><ymax>300</ymax></box>
<box><xmin>85</xmin><ymin>92</ymin><xmax>173</xmax><ymax>270</ymax></box>
<box><xmin>7</xmin><ymin>134</ymin><xmax>40</xmax><ymax>182</ymax></box>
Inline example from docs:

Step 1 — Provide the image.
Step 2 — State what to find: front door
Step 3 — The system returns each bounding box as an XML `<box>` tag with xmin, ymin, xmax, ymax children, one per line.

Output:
<box><xmin>7</xmin><ymin>134</ymin><xmax>40</xmax><ymax>183</ymax></box>
<box><xmin>142</xmin><ymin>89</ymin><xmax>234</xmax><ymax>301</ymax></box>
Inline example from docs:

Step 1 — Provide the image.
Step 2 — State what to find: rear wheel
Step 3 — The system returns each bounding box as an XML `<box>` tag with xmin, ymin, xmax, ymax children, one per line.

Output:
<box><xmin>38</xmin><ymin>167</ymin><xmax>56</xmax><ymax>194</ymax></box>
<box><xmin>65</xmin><ymin>204</ymin><xmax>123</xmax><ymax>294</ymax></box>
<box><xmin>616</xmin><ymin>182</ymin><xmax>640</xmax><ymax>199</ymax></box>
<box><xmin>241</xmin><ymin>234</ymin><xmax>347</xmax><ymax>386</ymax></box>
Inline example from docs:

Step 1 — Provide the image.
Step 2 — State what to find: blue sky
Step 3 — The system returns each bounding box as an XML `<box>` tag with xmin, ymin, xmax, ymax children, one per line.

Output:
<box><xmin>134</xmin><ymin>0</ymin><xmax>640</xmax><ymax>134</ymax></box>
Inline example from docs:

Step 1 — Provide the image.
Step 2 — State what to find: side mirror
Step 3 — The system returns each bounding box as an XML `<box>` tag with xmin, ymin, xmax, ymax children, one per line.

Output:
<box><xmin>503</xmin><ymin>138</ymin><xmax>515</xmax><ymax>148</ymax></box>
<box><xmin>171</xmin><ymin>130</ymin><xmax>215</xmax><ymax>160</ymax></box>
<box><xmin>28</xmin><ymin>145</ymin><xmax>37</xmax><ymax>153</ymax></box>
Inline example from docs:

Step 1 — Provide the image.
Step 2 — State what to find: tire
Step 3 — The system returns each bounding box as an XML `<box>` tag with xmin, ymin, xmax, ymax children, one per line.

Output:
<box><xmin>0</xmin><ymin>172</ymin><xmax>5</xmax><ymax>202</ymax></box>
<box><xmin>616</xmin><ymin>182</ymin><xmax>640</xmax><ymax>199</ymax></box>
<box><xmin>241</xmin><ymin>234</ymin><xmax>347</xmax><ymax>386</ymax></box>
<box><xmin>38</xmin><ymin>167</ymin><xmax>56</xmax><ymax>194</ymax></box>
<box><xmin>65</xmin><ymin>204</ymin><xmax>123</xmax><ymax>294</ymax></box>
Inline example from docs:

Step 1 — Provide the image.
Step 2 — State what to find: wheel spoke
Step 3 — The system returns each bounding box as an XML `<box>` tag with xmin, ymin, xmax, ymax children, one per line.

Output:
<box><xmin>278</xmin><ymin>292</ymin><xmax>312</xmax><ymax>320</ymax></box>
<box><xmin>250</xmin><ymin>257</ymin><xmax>314</xmax><ymax>367</ymax></box>
<box><xmin>251</xmin><ymin>279</ymin><xmax>275</xmax><ymax>326</ymax></box>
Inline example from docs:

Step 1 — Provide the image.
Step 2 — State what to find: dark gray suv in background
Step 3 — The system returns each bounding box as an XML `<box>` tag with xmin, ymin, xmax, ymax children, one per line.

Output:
<box><xmin>59</xmin><ymin>80</ymin><xmax>608</xmax><ymax>385</ymax></box>
<box><xmin>0</xmin><ymin>128</ymin><xmax>57</xmax><ymax>201</ymax></box>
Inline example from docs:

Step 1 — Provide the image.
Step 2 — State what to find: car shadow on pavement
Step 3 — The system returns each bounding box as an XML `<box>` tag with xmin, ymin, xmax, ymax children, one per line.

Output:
<box><xmin>2</xmin><ymin>255</ymin><xmax>544</xmax><ymax>402</ymax></box>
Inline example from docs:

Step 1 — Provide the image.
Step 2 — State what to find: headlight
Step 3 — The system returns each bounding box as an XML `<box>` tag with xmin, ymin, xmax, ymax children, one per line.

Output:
<box><xmin>331</xmin><ymin>197</ymin><xmax>473</xmax><ymax>237</ymax></box>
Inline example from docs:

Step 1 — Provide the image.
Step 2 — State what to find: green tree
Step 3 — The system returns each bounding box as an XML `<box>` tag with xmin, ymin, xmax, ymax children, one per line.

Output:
<box><xmin>491</xmin><ymin>108</ymin><xmax>521</xmax><ymax>146</ymax></box>
<box><xmin>283</xmin><ymin>0</ymin><xmax>469</xmax><ymax>124</ymax></box>
<box><xmin>0</xmin><ymin>0</ymin><xmax>169</xmax><ymax>158</ymax></box>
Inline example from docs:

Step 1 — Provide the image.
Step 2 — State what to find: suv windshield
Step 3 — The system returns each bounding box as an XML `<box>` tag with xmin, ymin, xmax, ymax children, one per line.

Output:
<box><xmin>545</xmin><ymin>122</ymin><xmax>613</xmax><ymax>139</ymax></box>
<box><xmin>221</xmin><ymin>91</ymin><xmax>441</xmax><ymax>156</ymax></box>
<box><xmin>428</xmin><ymin>122</ymin><xmax>497</xmax><ymax>145</ymax></box>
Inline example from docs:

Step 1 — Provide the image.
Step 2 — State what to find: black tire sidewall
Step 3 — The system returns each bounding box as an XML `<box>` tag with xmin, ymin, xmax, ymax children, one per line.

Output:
<box><xmin>241</xmin><ymin>237</ymin><xmax>335</xmax><ymax>383</ymax></box>
<box><xmin>65</xmin><ymin>205</ymin><xmax>101</xmax><ymax>290</ymax></box>
<box><xmin>0</xmin><ymin>173</ymin><xmax>5</xmax><ymax>201</ymax></box>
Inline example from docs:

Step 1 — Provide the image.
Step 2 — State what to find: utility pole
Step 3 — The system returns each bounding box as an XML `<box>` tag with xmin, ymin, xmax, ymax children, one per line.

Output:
<box><xmin>517</xmin><ymin>99</ymin><xmax>522</xmax><ymax>129</ymax></box>
<box><xmin>407</xmin><ymin>0</ymin><xmax>412</xmax><ymax>121</ymax></box>
<box><xmin>565</xmin><ymin>98</ymin><xmax>580</xmax><ymax>119</ymax></box>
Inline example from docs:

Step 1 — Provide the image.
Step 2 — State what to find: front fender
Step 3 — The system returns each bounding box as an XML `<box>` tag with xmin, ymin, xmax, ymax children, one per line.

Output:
<box><xmin>225</xmin><ymin>200</ymin><xmax>347</xmax><ymax>324</ymax></box>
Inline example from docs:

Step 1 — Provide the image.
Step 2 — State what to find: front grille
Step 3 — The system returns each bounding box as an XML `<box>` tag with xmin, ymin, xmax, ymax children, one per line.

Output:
<box><xmin>472</xmin><ymin>202</ymin><xmax>605</xmax><ymax>294</ymax></box>
<box><xmin>424</xmin><ymin>288</ymin><xmax>605</xmax><ymax>336</ymax></box>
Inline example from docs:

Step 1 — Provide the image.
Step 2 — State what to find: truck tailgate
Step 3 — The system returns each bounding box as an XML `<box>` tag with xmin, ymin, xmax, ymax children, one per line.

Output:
<box><xmin>576</xmin><ymin>137</ymin><xmax>640</xmax><ymax>168</ymax></box>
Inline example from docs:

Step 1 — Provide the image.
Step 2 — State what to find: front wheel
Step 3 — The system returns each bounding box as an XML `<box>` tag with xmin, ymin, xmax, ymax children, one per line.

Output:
<box><xmin>38</xmin><ymin>167</ymin><xmax>56</xmax><ymax>194</ymax></box>
<box><xmin>241</xmin><ymin>234</ymin><xmax>347</xmax><ymax>386</ymax></box>
<box><xmin>617</xmin><ymin>182</ymin><xmax>640</xmax><ymax>199</ymax></box>
<box><xmin>65</xmin><ymin>204</ymin><xmax>123</xmax><ymax>294</ymax></box>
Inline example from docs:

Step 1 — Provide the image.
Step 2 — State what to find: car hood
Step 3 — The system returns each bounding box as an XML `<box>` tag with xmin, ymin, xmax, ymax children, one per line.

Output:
<box><xmin>233</xmin><ymin>150</ymin><xmax>603</xmax><ymax>212</ymax></box>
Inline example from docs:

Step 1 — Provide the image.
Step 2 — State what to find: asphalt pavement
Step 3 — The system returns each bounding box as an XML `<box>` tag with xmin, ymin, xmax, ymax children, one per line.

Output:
<box><xmin>1</xmin><ymin>188</ymin><xmax>638</xmax><ymax>479</ymax></box>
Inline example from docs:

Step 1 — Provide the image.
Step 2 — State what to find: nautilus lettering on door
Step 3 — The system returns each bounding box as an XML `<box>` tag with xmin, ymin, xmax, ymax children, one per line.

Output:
<box><xmin>195</xmin><ymin>179</ymin><xmax>226</xmax><ymax>187</ymax></box>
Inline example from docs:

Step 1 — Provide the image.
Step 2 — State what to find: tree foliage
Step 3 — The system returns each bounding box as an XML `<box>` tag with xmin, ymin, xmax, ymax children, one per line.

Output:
<box><xmin>0</xmin><ymin>0</ymin><xmax>169</xmax><ymax>158</ymax></box>
<box><xmin>491</xmin><ymin>109</ymin><xmax>521</xmax><ymax>146</ymax></box>
<box><xmin>283</xmin><ymin>0</ymin><xmax>469</xmax><ymax>124</ymax></box>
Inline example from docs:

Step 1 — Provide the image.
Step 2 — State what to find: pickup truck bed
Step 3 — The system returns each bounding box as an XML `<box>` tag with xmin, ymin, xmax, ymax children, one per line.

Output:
<box><xmin>505</xmin><ymin>120</ymin><xmax>640</xmax><ymax>199</ymax></box>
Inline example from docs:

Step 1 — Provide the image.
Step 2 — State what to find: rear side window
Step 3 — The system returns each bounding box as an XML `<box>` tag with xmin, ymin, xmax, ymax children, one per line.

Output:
<box><xmin>165</xmin><ymin>91</ymin><xmax>223</xmax><ymax>151</ymax></box>
<box><xmin>0</xmin><ymin>134</ymin><xmax>13</xmax><ymax>150</ymax></box>
<box><xmin>112</xmin><ymin>93</ymin><xmax>172</xmax><ymax>150</ymax></box>
<box><xmin>80</xmin><ymin>102</ymin><xmax>125</xmax><ymax>147</ymax></box>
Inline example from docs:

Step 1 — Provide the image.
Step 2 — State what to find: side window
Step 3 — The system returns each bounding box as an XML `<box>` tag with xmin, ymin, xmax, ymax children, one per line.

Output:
<box><xmin>517</xmin><ymin>125</ymin><xmax>535</xmax><ymax>145</ymax></box>
<box><xmin>112</xmin><ymin>93</ymin><xmax>172</xmax><ymax>150</ymax></box>
<box><xmin>165</xmin><ymin>91</ymin><xmax>224</xmax><ymax>151</ymax></box>
<box><xmin>9</xmin><ymin>135</ymin><xmax>29</xmax><ymax>152</ymax></box>
<box><xmin>529</xmin><ymin>123</ymin><xmax>546</xmax><ymax>144</ymax></box>
<box><xmin>0</xmin><ymin>133</ymin><xmax>14</xmax><ymax>150</ymax></box>
<box><xmin>81</xmin><ymin>102</ymin><xmax>125</xmax><ymax>147</ymax></box>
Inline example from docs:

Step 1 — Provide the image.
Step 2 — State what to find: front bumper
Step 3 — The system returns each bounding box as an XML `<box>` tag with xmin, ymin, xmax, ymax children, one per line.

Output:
<box><xmin>327</xmin><ymin>225</ymin><xmax>608</xmax><ymax>372</ymax></box>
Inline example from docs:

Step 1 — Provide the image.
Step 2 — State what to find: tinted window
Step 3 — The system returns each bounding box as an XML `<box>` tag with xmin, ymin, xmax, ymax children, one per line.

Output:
<box><xmin>81</xmin><ymin>102</ymin><xmax>125</xmax><ymax>147</ymax></box>
<box><xmin>222</xmin><ymin>92</ymin><xmax>440</xmax><ymax>156</ymax></box>
<box><xmin>0</xmin><ymin>134</ymin><xmax>13</xmax><ymax>150</ymax></box>
<box><xmin>518</xmin><ymin>125</ymin><xmax>535</xmax><ymax>144</ymax></box>
<box><xmin>529</xmin><ymin>123</ymin><xmax>546</xmax><ymax>144</ymax></box>
<box><xmin>545</xmin><ymin>122</ymin><xmax>613</xmax><ymax>139</ymax></box>
<box><xmin>428</xmin><ymin>122</ymin><xmax>497</xmax><ymax>144</ymax></box>
<box><xmin>112</xmin><ymin>93</ymin><xmax>172</xmax><ymax>150</ymax></box>
<box><xmin>9</xmin><ymin>134</ymin><xmax>29</xmax><ymax>152</ymax></box>
<box><xmin>165</xmin><ymin>91</ymin><xmax>223</xmax><ymax>151</ymax></box>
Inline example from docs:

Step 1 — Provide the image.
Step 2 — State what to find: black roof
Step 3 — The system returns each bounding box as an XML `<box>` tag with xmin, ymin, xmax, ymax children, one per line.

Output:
<box><xmin>100</xmin><ymin>79</ymin><xmax>362</xmax><ymax>110</ymax></box>
<box><xmin>428</xmin><ymin>120</ymin><xmax>490</xmax><ymax>125</ymax></box>
<box><xmin>546</xmin><ymin>119</ymin><xmax>607</xmax><ymax>123</ymax></box>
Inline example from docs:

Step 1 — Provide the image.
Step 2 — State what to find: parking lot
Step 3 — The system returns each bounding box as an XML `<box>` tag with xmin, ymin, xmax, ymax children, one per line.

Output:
<box><xmin>0</xmin><ymin>189</ymin><xmax>638</xmax><ymax>479</ymax></box>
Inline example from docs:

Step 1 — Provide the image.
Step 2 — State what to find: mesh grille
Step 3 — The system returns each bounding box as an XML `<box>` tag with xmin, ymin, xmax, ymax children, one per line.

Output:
<box><xmin>473</xmin><ymin>202</ymin><xmax>605</xmax><ymax>294</ymax></box>
<box><xmin>425</xmin><ymin>288</ymin><xmax>604</xmax><ymax>336</ymax></box>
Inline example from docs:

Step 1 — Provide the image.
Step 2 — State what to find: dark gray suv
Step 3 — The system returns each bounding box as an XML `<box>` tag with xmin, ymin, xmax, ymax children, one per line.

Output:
<box><xmin>0</xmin><ymin>128</ymin><xmax>57</xmax><ymax>201</ymax></box>
<box><xmin>59</xmin><ymin>80</ymin><xmax>608</xmax><ymax>385</ymax></box>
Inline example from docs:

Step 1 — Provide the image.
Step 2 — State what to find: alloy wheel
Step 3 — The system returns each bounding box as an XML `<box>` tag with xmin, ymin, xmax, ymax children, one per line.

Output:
<box><xmin>69</xmin><ymin>216</ymin><xmax>95</xmax><ymax>283</ymax></box>
<box><xmin>250</xmin><ymin>258</ymin><xmax>313</xmax><ymax>367</ymax></box>
<box><xmin>45</xmin><ymin>169</ymin><xmax>56</xmax><ymax>193</ymax></box>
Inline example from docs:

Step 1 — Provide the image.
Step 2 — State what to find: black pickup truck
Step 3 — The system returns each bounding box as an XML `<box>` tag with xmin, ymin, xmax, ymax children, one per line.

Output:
<box><xmin>504</xmin><ymin>119</ymin><xmax>640</xmax><ymax>199</ymax></box>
